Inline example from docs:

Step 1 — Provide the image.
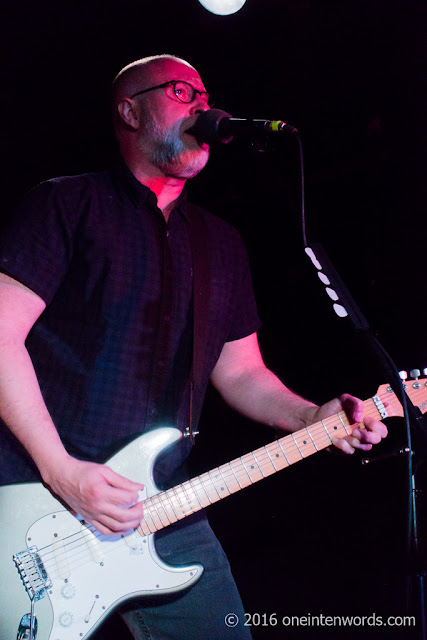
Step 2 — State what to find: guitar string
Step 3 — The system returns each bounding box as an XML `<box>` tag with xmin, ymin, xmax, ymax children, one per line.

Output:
<box><xmin>35</xmin><ymin>403</ymin><xmax>378</xmax><ymax>568</ymax></box>
<box><xmin>26</xmin><ymin>385</ymin><xmax>426</xmax><ymax>579</ymax></box>
<box><xmin>36</xmin><ymin>408</ymin><xmax>370</xmax><ymax>571</ymax></box>
<box><xmin>27</xmin><ymin>394</ymin><xmax>403</xmax><ymax>582</ymax></box>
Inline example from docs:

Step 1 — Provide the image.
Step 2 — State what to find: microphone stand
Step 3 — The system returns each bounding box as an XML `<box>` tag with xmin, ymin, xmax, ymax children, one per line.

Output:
<box><xmin>304</xmin><ymin>240</ymin><xmax>427</xmax><ymax>638</ymax></box>
<box><xmin>203</xmin><ymin>113</ymin><xmax>426</xmax><ymax>632</ymax></box>
<box><xmin>283</xmin><ymin>127</ymin><xmax>427</xmax><ymax>636</ymax></box>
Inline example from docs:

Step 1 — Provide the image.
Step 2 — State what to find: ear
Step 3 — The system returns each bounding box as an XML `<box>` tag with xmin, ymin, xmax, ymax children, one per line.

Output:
<box><xmin>117</xmin><ymin>98</ymin><xmax>140</xmax><ymax>130</ymax></box>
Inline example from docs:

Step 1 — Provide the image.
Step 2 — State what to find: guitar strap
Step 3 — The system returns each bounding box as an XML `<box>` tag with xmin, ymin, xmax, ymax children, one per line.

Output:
<box><xmin>187</xmin><ymin>206</ymin><xmax>211</xmax><ymax>445</ymax></box>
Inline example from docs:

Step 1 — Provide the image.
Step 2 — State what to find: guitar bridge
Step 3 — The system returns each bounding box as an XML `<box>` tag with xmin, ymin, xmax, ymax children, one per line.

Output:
<box><xmin>13</xmin><ymin>546</ymin><xmax>52</xmax><ymax>602</ymax></box>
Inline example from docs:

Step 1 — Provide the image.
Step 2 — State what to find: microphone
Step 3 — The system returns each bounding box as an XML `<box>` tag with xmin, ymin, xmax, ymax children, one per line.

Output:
<box><xmin>187</xmin><ymin>108</ymin><xmax>298</xmax><ymax>145</ymax></box>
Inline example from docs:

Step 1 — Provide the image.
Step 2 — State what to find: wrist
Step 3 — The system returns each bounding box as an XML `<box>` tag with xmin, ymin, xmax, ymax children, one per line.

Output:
<box><xmin>35</xmin><ymin>447</ymin><xmax>73</xmax><ymax>486</ymax></box>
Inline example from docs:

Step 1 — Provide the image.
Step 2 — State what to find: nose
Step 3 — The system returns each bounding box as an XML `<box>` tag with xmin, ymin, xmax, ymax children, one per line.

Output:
<box><xmin>190</xmin><ymin>94</ymin><xmax>210</xmax><ymax>115</ymax></box>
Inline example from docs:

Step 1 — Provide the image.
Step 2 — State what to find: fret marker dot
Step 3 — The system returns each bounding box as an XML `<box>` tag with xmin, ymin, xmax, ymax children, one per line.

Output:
<box><xmin>334</xmin><ymin>426</ymin><xmax>337</xmax><ymax>430</ymax></box>
<box><xmin>251</xmin><ymin>466</ymin><xmax>254</xmax><ymax>469</ymax></box>
<box><xmin>221</xmin><ymin>487</ymin><xmax>224</xmax><ymax>491</ymax></box>
<box><xmin>303</xmin><ymin>441</ymin><xmax>307</xmax><ymax>445</ymax></box>
<box><xmin>276</xmin><ymin>454</ymin><xmax>279</xmax><ymax>457</ymax></box>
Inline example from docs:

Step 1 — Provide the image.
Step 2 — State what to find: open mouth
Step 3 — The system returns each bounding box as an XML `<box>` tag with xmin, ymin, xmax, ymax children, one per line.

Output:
<box><xmin>183</xmin><ymin>128</ymin><xmax>209</xmax><ymax>150</ymax></box>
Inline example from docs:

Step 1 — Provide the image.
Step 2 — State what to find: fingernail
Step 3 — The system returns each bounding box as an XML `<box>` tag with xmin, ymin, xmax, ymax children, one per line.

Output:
<box><xmin>355</xmin><ymin>412</ymin><xmax>363</xmax><ymax>423</ymax></box>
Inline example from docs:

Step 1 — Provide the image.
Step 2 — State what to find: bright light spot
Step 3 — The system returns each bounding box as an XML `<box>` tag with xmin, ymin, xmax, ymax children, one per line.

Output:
<box><xmin>198</xmin><ymin>0</ymin><xmax>246</xmax><ymax>16</ymax></box>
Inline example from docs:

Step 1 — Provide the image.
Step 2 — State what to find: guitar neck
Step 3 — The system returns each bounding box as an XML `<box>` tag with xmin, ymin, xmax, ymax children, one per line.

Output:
<box><xmin>137</xmin><ymin>394</ymin><xmax>386</xmax><ymax>537</ymax></box>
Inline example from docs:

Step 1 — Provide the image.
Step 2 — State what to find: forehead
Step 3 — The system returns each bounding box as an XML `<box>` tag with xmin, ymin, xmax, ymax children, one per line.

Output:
<box><xmin>146</xmin><ymin>60</ymin><xmax>206</xmax><ymax>90</ymax></box>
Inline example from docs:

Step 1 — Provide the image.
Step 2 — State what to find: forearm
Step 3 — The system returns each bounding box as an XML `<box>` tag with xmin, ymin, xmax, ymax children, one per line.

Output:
<box><xmin>214</xmin><ymin>364</ymin><xmax>319</xmax><ymax>433</ymax></box>
<box><xmin>0</xmin><ymin>338</ymin><xmax>70</xmax><ymax>481</ymax></box>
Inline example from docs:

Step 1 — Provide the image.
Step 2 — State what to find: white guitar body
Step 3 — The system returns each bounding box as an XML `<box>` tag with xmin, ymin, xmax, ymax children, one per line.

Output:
<box><xmin>0</xmin><ymin>428</ymin><xmax>203</xmax><ymax>640</ymax></box>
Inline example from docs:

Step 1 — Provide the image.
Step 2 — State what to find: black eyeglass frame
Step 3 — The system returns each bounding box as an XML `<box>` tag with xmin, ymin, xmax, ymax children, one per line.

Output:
<box><xmin>129</xmin><ymin>80</ymin><xmax>210</xmax><ymax>105</ymax></box>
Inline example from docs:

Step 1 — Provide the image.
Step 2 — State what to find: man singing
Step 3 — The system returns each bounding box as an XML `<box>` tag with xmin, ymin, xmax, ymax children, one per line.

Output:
<box><xmin>0</xmin><ymin>55</ymin><xmax>387</xmax><ymax>639</ymax></box>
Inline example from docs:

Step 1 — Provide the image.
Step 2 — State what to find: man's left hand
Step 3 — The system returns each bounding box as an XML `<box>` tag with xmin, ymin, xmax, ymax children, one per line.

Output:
<box><xmin>312</xmin><ymin>393</ymin><xmax>388</xmax><ymax>455</ymax></box>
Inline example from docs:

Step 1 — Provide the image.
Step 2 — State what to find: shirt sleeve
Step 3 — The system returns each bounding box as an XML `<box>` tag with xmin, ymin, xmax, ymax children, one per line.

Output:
<box><xmin>226</xmin><ymin>233</ymin><xmax>262</xmax><ymax>342</ymax></box>
<box><xmin>0</xmin><ymin>178</ymin><xmax>81</xmax><ymax>304</ymax></box>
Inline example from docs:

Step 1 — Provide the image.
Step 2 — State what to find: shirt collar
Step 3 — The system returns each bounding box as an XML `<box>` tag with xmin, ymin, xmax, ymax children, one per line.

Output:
<box><xmin>112</xmin><ymin>157</ymin><xmax>190</xmax><ymax>220</ymax></box>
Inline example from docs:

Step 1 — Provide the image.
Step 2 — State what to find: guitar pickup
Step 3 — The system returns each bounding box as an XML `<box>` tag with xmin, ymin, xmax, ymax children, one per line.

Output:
<box><xmin>13</xmin><ymin>546</ymin><xmax>52</xmax><ymax>602</ymax></box>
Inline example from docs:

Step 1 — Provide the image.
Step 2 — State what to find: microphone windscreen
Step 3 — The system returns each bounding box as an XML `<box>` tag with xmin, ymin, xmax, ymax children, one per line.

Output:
<box><xmin>188</xmin><ymin>109</ymin><xmax>233</xmax><ymax>146</ymax></box>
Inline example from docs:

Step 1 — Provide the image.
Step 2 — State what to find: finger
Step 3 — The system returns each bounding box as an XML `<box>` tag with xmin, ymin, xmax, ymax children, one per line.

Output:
<box><xmin>353</xmin><ymin>424</ymin><xmax>386</xmax><ymax>445</ymax></box>
<box><xmin>364</xmin><ymin>416</ymin><xmax>388</xmax><ymax>437</ymax></box>
<box><xmin>339</xmin><ymin>393</ymin><xmax>364</xmax><ymax>423</ymax></box>
<box><xmin>89</xmin><ymin>503</ymin><xmax>145</xmax><ymax>534</ymax></box>
<box><xmin>96</xmin><ymin>498</ymin><xmax>145</xmax><ymax>524</ymax></box>
<box><xmin>101</xmin><ymin>466</ymin><xmax>145</xmax><ymax>492</ymax></box>
<box><xmin>331</xmin><ymin>437</ymin><xmax>356</xmax><ymax>455</ymax></box>
<box><xmin>106</xmin><ymin>486</ymin><xmax>144</xmax><ymax>507</ymax></box>
<box><xmin>89</xmin><ymin>515</ymin><xmax>137</xmax><ymax>536</ymax></box>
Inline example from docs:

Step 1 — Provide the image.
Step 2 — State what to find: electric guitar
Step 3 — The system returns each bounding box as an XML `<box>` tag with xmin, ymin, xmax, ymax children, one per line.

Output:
<box><xmin>1</xmin><ymin>379</ymin><xmax>426</xmax><ymax>640</ymax></box>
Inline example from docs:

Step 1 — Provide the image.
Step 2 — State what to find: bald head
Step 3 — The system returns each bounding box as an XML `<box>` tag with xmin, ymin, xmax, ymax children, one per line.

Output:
<box><xmin>112</xmin><ymin>55</ymin><xmax>196</xmax><ymax>110</ymax></box>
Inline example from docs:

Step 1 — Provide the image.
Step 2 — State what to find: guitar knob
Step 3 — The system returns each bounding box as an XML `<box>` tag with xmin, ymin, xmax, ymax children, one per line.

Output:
<box><xmin>399</xmin><ymin>371</ymin><xmax>408</xmax><ymax>381</ymax></box>
<box><xmin>59</xmin><ymin>611</ymin><xmax>74</xmax><ymax>627</ymax></box>
<box><xmin>410</xmin><ymin>369</ymin><xmax>421</xmax><ymax>380</ymax></box>
<box><xmin>423</xmin><ymin>368</ymin><xmax>427</xmax><ymax>377</ymax></box>
<box><xmin>61</xmin><ymin>583</ymin><xmax>76</xmax><ymax>599</ymax></box>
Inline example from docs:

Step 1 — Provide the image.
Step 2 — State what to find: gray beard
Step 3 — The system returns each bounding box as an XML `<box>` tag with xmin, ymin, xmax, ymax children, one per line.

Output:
<box><xmin>143</xmin><ymin>116</ymin><xmax>209</xmax><ymax>179</ymax></box>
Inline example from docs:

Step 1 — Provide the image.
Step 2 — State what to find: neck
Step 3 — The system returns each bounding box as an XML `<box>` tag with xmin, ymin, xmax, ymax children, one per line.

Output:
<box><xmin>122</xmin><ymin>153</ymin><xmax>186</xmax><ymax>222</ymax></box>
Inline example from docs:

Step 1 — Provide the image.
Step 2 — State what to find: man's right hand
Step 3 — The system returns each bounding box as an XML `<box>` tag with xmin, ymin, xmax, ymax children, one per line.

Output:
<box><xmin>43</xmin><ymin>456</ymin><xmax>145</xmax><ymax>535</ymax></box>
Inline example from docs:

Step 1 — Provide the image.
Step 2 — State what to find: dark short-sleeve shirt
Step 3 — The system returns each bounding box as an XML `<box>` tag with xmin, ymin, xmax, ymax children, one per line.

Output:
<box><xmin>0</xmin><ymin>161</ymin><xmax>261</xmax><ymax>485</ymax></box>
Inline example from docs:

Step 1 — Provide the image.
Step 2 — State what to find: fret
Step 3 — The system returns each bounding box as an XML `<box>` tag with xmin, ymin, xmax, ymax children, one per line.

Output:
<box><xmin>188</xmin><ymin>477</ymin><xmax>212</xmax><ymax>508</ymax></box>
<box><xmin>144</xmin><ymin>503</ymin><xmax>163</xmax><ymax>530</ymax></box>
<box><xmin>293</xmin><ymin>429</ymin><xmax>317</xmax><ymax>457</ymax></box>
<box><xmin>218</xmin><ymin>464</ymin><xmax>240</xmax><ymax>493</ymax></box>
<box><xmin>265</xmin><ymin>445</ymin><xmax>279</xmax><ymax>471</ymax></box>
<box><xmin>240</xmin><ymin>452</ymin><xmax>264</xmax><ymax>482</ymax></box>
<box><xmin>179</xmin><ymin>482</ymin><xmax>198</xmax><ymax>515</ymax></box>
<box><xmin>279</xmin><ymin>434</ymin><xmax>304</xmax><ymax>464</ymax></box>
<box><xmin>161</xmin><ymin>489</ymin><xmax>180</xmax><ymax>522</ymax></box>
<box><xmin>338</xmin><ymin>412</ymin><xmax>351</xmax><ymax>435</ymax></box>
<box><xmin>224</xmin><ymin>461</ymin><xmax>244</xmax><ymax>490</ymax></box>
<box><xmin>277</xmin><ymin>439</ymin><xmax>291</xmax><ymax>465</ymax></box>
<box><xmin>309</xmin><ymin>423</ymin><xmax>332</xmax><ymax>449</ymax></box>
<box><xmin>239</xmin><ymin>456</ymin><xmax>255</xmax><ymax>484</ymax></box>
<box><xmin>307</xmin><ymin>428</ymin><xmax>319</xmax><ymax>451</ymax></box>
<box><xmin>291</xmin><ymin>434</ymin><xmax>304</xmax><ymax>459</ymax></box>
<box><xmin>169</xmin><ymin>487</ymin><xmax>189</xmax><ymax>518</ymax></box>
<box><xmin>258</xmin><ymin>446</ymin><xmax>277</xmax><ymax>476</ymax></box>
<box><xmin>265</xmin><ymin>441</ymin><xmax>289</xmax><ymax>471</ymax></box>
<box><xmin>320</xmin><ymin>419</ymin><xmax>332</xmax><ymax>442</ymax></box>
<box><xmin>149</xmin><ymin>495</ymin><xmax>172</xmax><ymax>527</ymax></box>
<box><xmin>199</xmin><ymin>472</ymin><xmax>222</xmax><ymax>504</ymax></box>
<box><xmin>141</xmin><ymin>511</ymin><xmax>157</xmax><ymax>534</ymax></box>
<box><xmin>181</xmin><ymin>479</ymin><xmax>204</xmax><ymax>511</ymax></box>
<box><xmin>138</xmin><ymin>520</ymin><xmax>152</xmax><ymax>537</ymax></box>
<box><xmin>208</xmin><ymin>469</ymin><xmax>231</xmax><ymax>498</ymax></box>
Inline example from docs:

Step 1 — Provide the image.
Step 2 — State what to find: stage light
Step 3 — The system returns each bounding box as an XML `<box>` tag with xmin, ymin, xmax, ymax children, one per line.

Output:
<box><xmin>198</xmin><ymin>0</ymin><xmax>246</xmax><ymax>16</ymax></box>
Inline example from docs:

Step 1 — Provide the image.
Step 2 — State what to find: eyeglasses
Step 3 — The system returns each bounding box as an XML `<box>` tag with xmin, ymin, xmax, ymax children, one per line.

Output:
<box><xmin>129</xmin><ymin>80</ymin><xmax>210</xmax><ymax>106</ymax></box>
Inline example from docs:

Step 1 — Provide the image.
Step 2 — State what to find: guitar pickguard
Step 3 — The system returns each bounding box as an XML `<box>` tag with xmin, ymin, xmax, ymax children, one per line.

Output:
<box><xmin>0</xmin><ymin>428</ymin><xmax>203</xmax><ymax>640</ymax></box>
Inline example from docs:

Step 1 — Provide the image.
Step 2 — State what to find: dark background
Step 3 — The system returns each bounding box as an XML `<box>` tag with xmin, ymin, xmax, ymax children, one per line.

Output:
<box><xmin>2</xmin><ymin>0</ymin><xmax>426</xmax><ymax>637</ymax></box>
